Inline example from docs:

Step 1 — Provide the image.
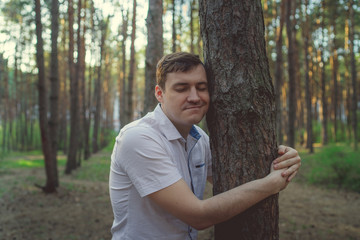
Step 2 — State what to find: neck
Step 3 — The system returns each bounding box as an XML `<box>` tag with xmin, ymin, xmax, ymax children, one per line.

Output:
<box><xmin>172</xmin><ymin>123</ymin><xmax>190</xmax><ymax>140</ymax></box>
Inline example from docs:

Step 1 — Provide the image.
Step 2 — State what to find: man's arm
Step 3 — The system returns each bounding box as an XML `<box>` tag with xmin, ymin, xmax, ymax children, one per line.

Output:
<box><xmin>148</xmin><ymin>166</ymin><xmax>287</xmax><ymax>230</ymax></box>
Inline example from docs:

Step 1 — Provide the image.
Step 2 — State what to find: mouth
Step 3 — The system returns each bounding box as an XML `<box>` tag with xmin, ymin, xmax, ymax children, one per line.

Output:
<box><xmin>184</xmin><ymin>105</ymin><xmax>204</xmax><ymax>110</ymax></box>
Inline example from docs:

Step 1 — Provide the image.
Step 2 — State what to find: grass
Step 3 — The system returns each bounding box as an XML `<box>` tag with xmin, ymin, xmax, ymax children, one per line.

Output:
<box><xmin>300</xmin><ymin>143</ymin><xmax>360</xmax><ymax>192</ymax></box>
<box><xmin>0</xmin><ymin>152</ymin><xmax>67</xmax><ymax>169</ymax></box>
<box><xmin>73</xmin><ymin>154</ymin><xmax>110</xmax><ymax>182</ymax></box>
<box><xmin>1</xmin><ymin>141</ymin><xmax>359</xmax><ymax>193</ymax></box>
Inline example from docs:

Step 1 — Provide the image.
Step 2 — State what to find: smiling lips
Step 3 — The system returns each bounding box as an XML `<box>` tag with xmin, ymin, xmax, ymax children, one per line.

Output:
<box><xmin>184</xmin><ymin>104</ymin><xmax>204</xmax><ymax>110</ymax></box>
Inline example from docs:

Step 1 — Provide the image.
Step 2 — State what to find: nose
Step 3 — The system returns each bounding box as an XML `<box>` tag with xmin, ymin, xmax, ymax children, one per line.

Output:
<box><xmin>187</xmin><ymin>87</ymin><xmax>200</xmax><ymax>103</ymax></box>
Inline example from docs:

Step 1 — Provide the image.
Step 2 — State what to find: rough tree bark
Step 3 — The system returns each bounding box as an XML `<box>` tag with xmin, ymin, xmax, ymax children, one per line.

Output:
<box><xmin>144</xmin><ymin>0</ymin><xmax>163</xmax><ymax>114</ymax></box>
<box><xmin>199</xmin><ymin>1</ymin><xmax>279</xmax><ymax>239</ymax></box>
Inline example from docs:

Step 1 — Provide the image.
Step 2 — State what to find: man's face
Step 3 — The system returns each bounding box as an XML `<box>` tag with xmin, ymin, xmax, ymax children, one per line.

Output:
<box><xmin>155</xmin><ymin>64</ymin><xmax>209</xmax><ymax>135</ymax></box>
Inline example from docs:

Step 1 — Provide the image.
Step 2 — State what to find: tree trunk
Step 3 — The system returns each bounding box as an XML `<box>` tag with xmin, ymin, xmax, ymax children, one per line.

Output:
<box><xmin>274</xmin><ymin>0</ymin><xmax>285</xmax><ymax>145</ymax></box>
<box><xmin>144</xmin><ymin>0</ymin><xmax>163</xmax><ymax>114</ymax></box>
<box><xmin>126</xmin><ymin>0</ymin><xmax>137</xmax><ymax>124</ymax></box>
<box><xmin>320</xmin><ymin>1</ymin><xmax>328</xmax><ymax>146</ymax></box>
<box><xmin>35</xmin><ymin>0</ymin><xmax>57</xmax><ymax>193</ymax></box>
<box><xmin>65</xmin><ymin>0</ymin><xmax>79</xmax><ymax>174</ymax></box>
<box><xmin>80</xmin><ymin>0</ymin><xmax>90</xmax><ymax>160</ymax></box>
<box><xmin>200</xmin><ymin>1</ymin><xmax>279</xmax><ymax>239</ymax></box>
<box><xmin>303</xmin><ymin>0</ymin><xmax>313</xmax><ymax>153</ymax></box>
<box><xmin>189</xmin><ymin>0</ymin><xmax>195</xmax><ymax>54</ymax></box>
<box><xmin>286</xmin><ymin>0</ymin><xmax>296</xmax><ymax>148</ymax></box>
<box><xmin>349</xmin><ymin>0</ymin><xmax>358</xmax><ymax>150</ymax></box>
<box><xmin>172</xmin><ymin>0</ymin><xmax>176</xmax><ymax>52</ymax></box>
<box><xmin>120</xmin><ymin>9</ymin><xmax>129</xmax><ymax>128</ymax></box>
<box><xmin>49</xmin><ymin>0</ymin><xmax>60</xmax><ymax>185</ymax></box>
<box><xmin>92</xmin><ymin>17</ymin><xmax>109</xmax><ymax>153</ymax></box>
<box><xmin>329</xmin><ymin>1</ymin><xmax>339</xmax><ymax>142</ymax></box>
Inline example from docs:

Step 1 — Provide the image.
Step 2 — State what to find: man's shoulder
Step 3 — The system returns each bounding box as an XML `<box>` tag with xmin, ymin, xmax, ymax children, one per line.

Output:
<box><xmin>117</xmin><ymin>118</ymin><xmax>162</xmax><ymax>144</ymax></box>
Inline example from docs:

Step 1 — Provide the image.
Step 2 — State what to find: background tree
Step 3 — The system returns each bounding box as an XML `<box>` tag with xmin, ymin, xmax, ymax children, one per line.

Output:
<box><xmin>34</xmin><ymin>0</ymin><xmax>57</xmax><ymax>193</ymax></box>
<box><xmin>286</xmin><ymin>0</ymin><xmax>296</xmax><ymax>148</ymax></box>
<box><xmin>200</xmin><ymin>0</ymin><xmax>279</xmax><ymax>239</ymax></box>
<box><xmin>143</xmin><ymin>0</ymin><xmax>163</xmax><ymax>114</ymax></box>
<box><xmin>303</xmin><ymin>0</ymin><xmax>313</xmax><ymax>153</ymax></box>
<box><xmin>320</xmin><ymin>0</ymin><xmax>328</xmax><ymax>146</ymax></box>
<box><xmin>49</xmin><ymin>0</ymin><xmax>60</xmax><ymax>185</ymax></box>
<box><xmin>119</xmin><ymin>8</ymin><xmax>129</xmax><ymax>128</ymax></box>
<box><xmin>92</xmin><ymin>16</ymin><xmax>110</xmax><ymax>153</ymax></box>
<box><xmin>348</xmin><ymin>0</ymin><xmax>358</xmax><ymax>150</ymax></box>
<box><xmin>65</xmin><ymin>0</ymin><xmax>79</xmax><ymax>173</ymax></box>
<box><xmin>125</xmin><ymin>0</ymin><xmax>137</xmax><ymax>124</ymax></box>
<box><xmin>274</xmin><ymin>0</ymin><xmax>285</xmax><ymax>144</ymax></box>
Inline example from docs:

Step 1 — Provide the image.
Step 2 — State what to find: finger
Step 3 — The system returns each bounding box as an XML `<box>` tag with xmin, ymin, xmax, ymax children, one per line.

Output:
<box><xmin>277</xmin><ymin>145</ymin><xmax>287</xmax><ymax>155</ymax></box>
<box><xmin>281</xmin><ymin>162</ymin><xmax>301</xmax><ymax>177</ymax></box>
<box><xmin>274</xmin><ymin>155</ymin><xmax>301</xmax><ymax>169</ymax></box>
<box><xmin>274</xmin><ymin>148</ymin><xmax>298</xmax><ymax>164</ymax></box>
<box><xmin>286</xmin><ymin>170</ymin><xmax>298</xmax><ymax>182</ymax></box>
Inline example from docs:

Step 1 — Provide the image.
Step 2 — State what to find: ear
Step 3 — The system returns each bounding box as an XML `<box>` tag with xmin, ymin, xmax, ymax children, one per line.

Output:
<box><xmin>155</xmin><ymin>85</ymin><xmax>163</xmax><ymax>103</ymax></box>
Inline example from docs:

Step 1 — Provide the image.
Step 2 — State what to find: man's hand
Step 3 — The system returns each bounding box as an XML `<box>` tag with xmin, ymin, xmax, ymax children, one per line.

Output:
<box><xmin>272</xmin><ymin>145</ymin><xmax>301</xmax><ymax>182</ymax></box>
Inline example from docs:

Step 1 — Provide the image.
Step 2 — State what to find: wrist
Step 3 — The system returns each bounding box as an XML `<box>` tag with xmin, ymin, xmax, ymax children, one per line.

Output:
<box><xmin>264</xmin><ymin>171</ymin><xmax>284</xmax><ymax>195</ymax></box>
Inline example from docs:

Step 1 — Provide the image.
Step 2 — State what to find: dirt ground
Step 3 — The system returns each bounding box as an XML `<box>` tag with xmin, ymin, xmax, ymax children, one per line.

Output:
<box><xmin>1</xmin><ymin>155</ymin><xmax>359</xmax><ymax>240</ymax></box>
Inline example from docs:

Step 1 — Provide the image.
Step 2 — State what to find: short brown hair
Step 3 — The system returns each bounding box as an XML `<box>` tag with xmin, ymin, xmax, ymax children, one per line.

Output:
<box><xmin>156</xmin><ymin>52</ymin><xmax>204</xmax><ymax>89</ymax></box>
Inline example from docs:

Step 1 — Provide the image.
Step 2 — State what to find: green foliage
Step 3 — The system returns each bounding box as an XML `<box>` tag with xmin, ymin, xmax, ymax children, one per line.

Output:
<box><xmin>302</xmin><ymin>144</ymin><xmax>360</xmax><ymax>192</ymax></box>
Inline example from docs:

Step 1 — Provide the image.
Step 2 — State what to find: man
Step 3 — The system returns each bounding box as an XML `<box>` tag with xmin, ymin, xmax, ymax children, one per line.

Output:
<box><xmin>109</xmin><ymin>52</ymin><xmax>301</xmax><ymax>240</ymax></box>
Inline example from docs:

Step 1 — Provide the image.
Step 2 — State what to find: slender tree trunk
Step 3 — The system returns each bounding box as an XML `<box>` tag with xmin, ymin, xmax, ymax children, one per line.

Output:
<box><xmin>80</xmin><ymin>0</ymin><xmax>90</xmax><ymax>160</ymax></box>
<box><xmin>120</xmin><ymin>9</ymin><xmax>129</xmax><ymax>128</ymax></box>
<box><xmin>349</xmin><ymin>0</ymin><xmax>358</xmax><ymax>150</ymax></box>
<box><xmin>200</xmin><ymin>1</ymin><xmax>279</xmax><ymax>239</ymax></box>
<box><xmin>126</xmin><ymin>0</ymin><xmax>137</xmax><ymax>123</ymax></box>
<box><xmin>1</xmin><ymin>55</ymin><xmax>8</xmax><ymax>154</ymax></box>
<box><xmin>65</xmin><ymin>0</ymin><xmax>79</xmax><ymax>174</ymax></box>
<box><xmin>172</xmin><ymin>0</ymin><xmax>176</xmax><ymax>52</ymax></box>
<box><xmin>144</xmin><ymin>0</ymin><xmax>163</xmax><ymax>114</ymax></box>
<box><xmin>49</xmin><ymin>0</ymin><xmax>60</xmax><ymax>185</ymax></box>
<box><xmin>275</xmin><ymin>0</ymin><xmax>285</xmax><ymax>144</ymax></box>
<box><xmin>286</xmin><ymin>0</ymin><xmax>296</xmax><ymax>148</ymax></box>
<box><xmin>35</xmin><ymin>0</ymin><xmax>57</xmax><ymax>193</ymax></box>
<box><xmin>329</xmin><ymin>1</ymin><xmax>339</xmax><ymax>142</ymax></box>
<box><xmin>303</xmin><ymin>0</ymin><xmax>313</xmax><ymax>153</ymax></box>
<box><xmin>75</xmin><ymin>0</ymin><xmax>85</xmax><ymax>167</ymax></box>
<box><xmin>320</xmin><ymin>1</ymin><xmax>328</xmax><ymax>146</ymax></box>
<box><xmin>92</xmin><ymin>17</ymin><xmax>109</xmax><ymax>153</ymax></box>
<box><xmin>189</xmin><ymin>0</ymin><xmax>195</xmax><ymax>54</ymax></box>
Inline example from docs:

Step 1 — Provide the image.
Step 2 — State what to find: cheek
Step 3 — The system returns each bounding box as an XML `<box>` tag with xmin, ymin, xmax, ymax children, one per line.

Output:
<box><xmin>201</xmin><ymin>92</ymin><xmax>210</xmax><ymax>103</ymax></box>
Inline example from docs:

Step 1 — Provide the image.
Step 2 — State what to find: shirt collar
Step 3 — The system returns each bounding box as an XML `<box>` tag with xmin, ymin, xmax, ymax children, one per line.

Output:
<box><xmin>153</xmin><ymin>104</ymin><xmax>202</xmax><ymax>141</ymax></box>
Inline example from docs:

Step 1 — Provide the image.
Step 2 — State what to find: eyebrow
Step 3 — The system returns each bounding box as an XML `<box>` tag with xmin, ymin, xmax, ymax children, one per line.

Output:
<box><xmin>172</xmin><ymin>81</ymin><xmax>208</xmax><ymax>87</ymax></box>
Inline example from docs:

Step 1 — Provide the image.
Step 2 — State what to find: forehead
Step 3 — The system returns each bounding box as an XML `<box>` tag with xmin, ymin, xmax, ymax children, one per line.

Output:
<box><xmin>165</xmin><ymin>65</ymin><xmax>207</xmax><ymax>87</ymax></box>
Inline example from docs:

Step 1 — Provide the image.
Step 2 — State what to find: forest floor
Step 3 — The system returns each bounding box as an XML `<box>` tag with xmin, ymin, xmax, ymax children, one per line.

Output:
<box><xmin>0</xmin><ymin>151</ymin><xmax>360</xmax><ymax>240</ymax></box>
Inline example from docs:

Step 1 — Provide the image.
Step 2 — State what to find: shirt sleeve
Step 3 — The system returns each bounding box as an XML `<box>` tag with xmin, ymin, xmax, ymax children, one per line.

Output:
<box><xmin>113</xmin><ymin>126</ymin><xmax>182</xmax><ymax>197</ymax></box>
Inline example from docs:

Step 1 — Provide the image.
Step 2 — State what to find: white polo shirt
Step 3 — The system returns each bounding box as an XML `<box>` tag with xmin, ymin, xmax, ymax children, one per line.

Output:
<box><xmin>109</xmin><ymin>105</ymin><xmax>212</xmax><ymax>240</ymax></box>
